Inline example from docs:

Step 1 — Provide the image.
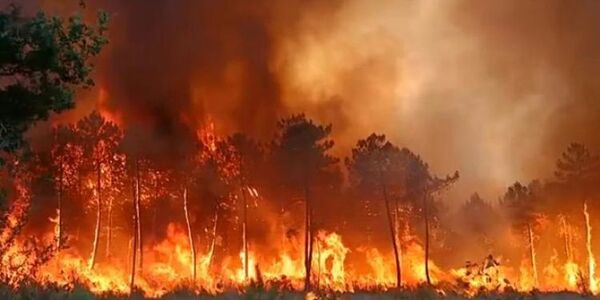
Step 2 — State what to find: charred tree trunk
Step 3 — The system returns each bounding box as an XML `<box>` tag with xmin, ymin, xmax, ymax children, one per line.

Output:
<box><xmin>527</xmin><ymin>222</ymin><xmax>538</xmax><ymax>287</ymax></box>
<box><xmin>394</xmin><ymin>197</ymin><xmax>403</xmax><ymax>280</ymax></box>
<box><xmin>240</xmin><ymin>182</ymin><xmax>249</xmax><ymax>281</ymax></box>
<box><xmin>183</xmin><ymin>188</ymin><xmax>196</xmax><ymax>281</ymax></box>
<box><xmin>135</xmin><ymin>162</ymin><xmax>143</xmax><ymax>272</ymax></box>
<box><xmin>583</xmin><ymin>201</ymin><xmax>596</xmax><ymax>292</ymax></box>
<box><xmin>89</xmin><ymin>160</ymin><xmax>102</xmax><ymax>270</ymax></box>
<box><xmin>382</xmin><ymin>183</ymin><xmax>401</xmax><ymax>288</ymax></box>
<box><xmin>130</xmin><ymin>175</ymin><xmax>139</xmax><ymax>294</ymax></box>
<box><xmin>303</xmin><ymin>182</ymin><xmax>313</xmax><ymax>291</ymax></box>
<box><xmin>207</xmin><ymin>208</ymin><xmax>219</xmax><ymax>270</ymax></box>
<box><xmin>424</xmin><ymin>193</ymin><xmax>432</xmax><ymax>286</ymax></box>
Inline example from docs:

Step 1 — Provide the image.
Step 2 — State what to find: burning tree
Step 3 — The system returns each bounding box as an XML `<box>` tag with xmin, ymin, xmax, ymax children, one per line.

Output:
<box><xmin>421</xmin><ymin>171</ymin><xmax>459</xmax><ymax>285</ymax></box>
<box><xmin>124</xmin><ymin>153</ymin><xmax>161</xmax><ymax>290</ymax></box>
<box><xmin>50</xmin><ymin>124</ymin><xmax>83</xmax><ymax>249</ymax></box>
<box><xmin>103</xmin><ymin>146</ymin><xmax>126</xmax><ymax>260</ymax></box>
<box><xmin>193</xmin><ymin>123</ymin><xmax>234</xmax><ymax>276</ymax></box>
<box><xmin>76</xmin><ymin>111</ymin><xmax>122</xmax><ymax>270</ymax></box>
<box><xmin>0</xmin><ymin>6</ymin><xmax>109</xmax><ymax>255</ymax></box>
<box><xmin>553</xmin><ymin>143</ymin><xmax>600</xmax><ymax>292</ymax></box>
<box><xmin>0</xmin><ymin>4</ymin><xmax>107</xmax><ymax>288</ymax></box>
<box><xmin>0</xmin><ymin>154</ymin><xmax>58</xmax><ymax>285</ymax></box>
<box><xmin>346</xmin><ymin>133</ymin><xmax>458</xmax><ymax>287</ymax></box>
<box><xmin>501</xmin><ymin>181</ymin><xmax>543</xmax><ymax>287</ymax></box>
<box><xmin>217</xmin><ymin>133</ymin><xmax>264</xmax><ymax>281</ymax></box>
<box><xmin>271</xmin><ymin>114</ymin><xmax>338</xmax><ymax>291</ymax></box>
<box><xmin>345</xmin><ymin>133</ymin><xmax>407</xmax><ymax>288</ymax></box>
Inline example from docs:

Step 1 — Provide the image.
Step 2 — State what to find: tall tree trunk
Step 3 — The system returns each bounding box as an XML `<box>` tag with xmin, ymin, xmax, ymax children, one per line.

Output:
<box><xmin>316</xmin><ymin>238</ymin><xmax>321</xmax><ymax>288</ymax></box>
<box><xmin>207</xmin><ymin>209</ymin><xmax>219</xmax><ymax>270</ymax></box>
<box><xmin>240</xmin><ymin>183</ymin><xmax>249</xmax><ymax>281</ymax></box>
<box><xmin>183</xmin><ymin>188</ymin><xmax>196</xmax><ymax>281</ymax></box>
<box><xmin>383</xmin><ymin>183</ymin><xmax>401</xmax><ymax>288</ymax></box>
<box><xmin>105</xmin><ymin>197</ymin><xmax>113</xmax><ymax>259</ymax></box>
<box><xmin>560</xmin><ymin>215</ymin><xmax>571</xmax><ymax>261</ymax></box>
<box><xmin>56</xmin><ymin>165</ymin><xmax>63</xmax><ymax>249</ymax></box>
<box><xmin>584</xmin><ymin>201</ymin><xmax>597</xmax><ymax>292</ymax></box>
<box><xmin>394</xmin><ymin>197</ymin><xmax>403</xmax><ymax>281</ymax></box>
<box><xmin>89</xmin><ymin>161</ymin><xmax>102</xmax><ymax>270</ymax></box>
<box><xmin>130</xmin><ymin>175</ymin><xmax>139</xmax><ymax>294</ymax></box>
<box><xmin>304</xmin><ymin>183</ymin><xmax>313</xmax><ymax>291</ymax></box>
<box><xmin>135</xmin><ymin>162</ymin><xmax>143</xmax><ymax>272</ymax></box>
<box><xmin>423</xmin><ymin>193</ymin><xmax>432</xmax><ymax>286</ymax></box>
<box><xmin>527</xmin><ymin>222</ymin><xmax>538</xmax><ymax>287</ymax></box>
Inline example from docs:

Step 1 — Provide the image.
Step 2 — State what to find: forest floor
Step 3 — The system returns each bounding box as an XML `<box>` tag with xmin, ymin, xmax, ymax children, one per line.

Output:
<box><xmin>2</xmin><ymin>286</ymin><xmax>598</xmax><ymax>300</ymax></box>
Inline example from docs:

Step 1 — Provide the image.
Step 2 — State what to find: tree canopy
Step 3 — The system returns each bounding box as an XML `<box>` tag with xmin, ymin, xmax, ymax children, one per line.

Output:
<box><xmin>0</xmin><ymin>5</ymin><xmax>108</xmax><ymax>154</ymax></box>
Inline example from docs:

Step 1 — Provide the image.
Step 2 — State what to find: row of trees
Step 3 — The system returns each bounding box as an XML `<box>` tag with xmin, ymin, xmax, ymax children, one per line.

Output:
<box><xmin>24</xmin><ymin>111</ymin><xmax>600</xmax><ymax>291</ymax></box>
<box><xmin>450</xmin><ymin>142</ymin><xmax>600</xmax><ymax>289</ymax></box>
<box><xmin>3</xmin><ymin>110</ymin><xmax>460</xmax><ymax>290</ymax></box>
<box><xmin>0</xmin><ymin>4</ymin><xmax>108</xmax><ymax>285</ymax></box>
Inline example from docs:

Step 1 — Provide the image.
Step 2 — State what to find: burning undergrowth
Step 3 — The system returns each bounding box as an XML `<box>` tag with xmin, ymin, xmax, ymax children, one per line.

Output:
<box><xmin>1</xmin><ymin>109</ymin><xmax>600</xmax><ymax>298</ymax></box>
<box><xmin>3</xmin><ymin>0</ymin><xmax>600</xmax><ymax>298</ymax></box>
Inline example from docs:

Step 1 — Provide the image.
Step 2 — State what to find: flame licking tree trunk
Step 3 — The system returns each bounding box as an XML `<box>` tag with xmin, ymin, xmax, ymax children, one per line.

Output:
<box><xmin>394</xmin><ymin>198</ymin><xmax>403</xmax><ymax>284</ymax></box>
<box><xmin>304</xmin><ymin>182</ymin><xmax>314</xmax><ymax>291</ymax></box>
<box><xmin>560</xmin><ymin>215</ymin><xmax>573</xmax><ymax>261</ymax></box>
<box><xmin>130</xmin><ymin>170</ymin><xmax>140</xmax><ymax>293</ymax></box>
<box><xmin>207</xmin><ymin>207</ymin><xmax>219</xmax><ymax>270</ymax></box>
<box><xmin>526</xmin><ymin>222</ymin><xmax>538</xmax><ymax>287</ymax></box>
<box><xmin>240</xmin><ymin>183</ymin><xmax>249</xmax><ymax>280</ymax></box>
<box><xmin>424</xmin><ymin>193</ymin><xmax>431</xmax><ymax>286</ymax></box>
<box><xmin>382</xmin><ymin>183</ymin><xmax>401</xmax><ymax>288</ymax></box>
<box><xmin>89</xmin><ymin>159</ymin><xmax>102</xmax><ymax>270</ymax></box>
<box><xmin>584</xmin><ymin>201</ymin><xmax>597</xmax><ymax>292</ymax></box>
<box><xmin>183</xmin><ymin>188</ymin><xmax>196</xmax><ymax>280</ymax></box>
<box><xmin>136</xmin><ymin>162</ymin><xmax>143</xmax><ymax>272</ymax></box>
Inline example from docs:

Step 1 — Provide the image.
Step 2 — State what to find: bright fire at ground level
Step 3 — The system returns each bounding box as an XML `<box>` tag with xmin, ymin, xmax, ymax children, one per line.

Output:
<box><xmin>2</xmin><ymin>113</ymin><xmax>600</xmax><ymax>298</ymax></box>
<box><xmin>10</xmin><ymin>223</ymin><xmax>600</xmax><ymax>298</ymax></box>
<box><xmin>4</xmin><ymin>188</ymin><xmax>600</xmax><ymax>298</ymax></box>
<box><xmin>4</xmin><ymin>1</ymin><xmax>600</xmax><ymax>299</ymax></box>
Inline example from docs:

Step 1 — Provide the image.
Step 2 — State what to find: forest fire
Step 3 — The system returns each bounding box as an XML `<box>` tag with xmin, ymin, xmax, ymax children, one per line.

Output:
<box><xmin>1</xmin><ymin>110</ymin><xmax>600</xmax><ymax>298</ymax></box>
<box><xmin>3</xmin><ymin>0</ymin><xmax>600</xmax><ymax>299</ymax></box>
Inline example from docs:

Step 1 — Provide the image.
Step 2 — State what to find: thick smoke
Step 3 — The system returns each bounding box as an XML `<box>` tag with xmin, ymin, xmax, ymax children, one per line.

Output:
<box><xmin>276</xmin><ymin>0</ymin><xmax>600</xmax><ymax>200</ymax></box>
<box><xmin>29</xmin><ymin>0</ymin><xmax>600</xmax><ymax>201</ymax></box>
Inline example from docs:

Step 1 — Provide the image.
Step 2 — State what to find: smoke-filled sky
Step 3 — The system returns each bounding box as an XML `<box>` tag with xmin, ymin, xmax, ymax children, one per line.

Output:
<box><xmin>16</xmin><ymin>0</ymin><xmax>600</xmax><ymax>202</ymax></box>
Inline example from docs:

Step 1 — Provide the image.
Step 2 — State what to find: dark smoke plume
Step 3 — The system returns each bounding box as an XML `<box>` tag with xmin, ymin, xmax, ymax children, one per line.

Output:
<box><xmin>20</xmin><ymin>0</ymin><xmax>600</xmax><ymax>201</ymax></box>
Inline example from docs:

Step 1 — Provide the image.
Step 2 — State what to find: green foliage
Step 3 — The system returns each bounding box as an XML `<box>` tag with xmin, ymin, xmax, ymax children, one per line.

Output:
<box><xmin>0</xmin><ymin>5</ymin><xmax>108</xmax><ymax>153</ymax></box>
